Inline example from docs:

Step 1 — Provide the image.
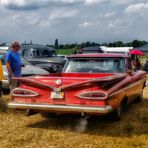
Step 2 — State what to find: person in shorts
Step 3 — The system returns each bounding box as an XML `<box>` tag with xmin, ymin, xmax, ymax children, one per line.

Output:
<box><xmin>6</xmin><ymin>42</ymin><xmax>22</xmax><ymax>89</ymax></box>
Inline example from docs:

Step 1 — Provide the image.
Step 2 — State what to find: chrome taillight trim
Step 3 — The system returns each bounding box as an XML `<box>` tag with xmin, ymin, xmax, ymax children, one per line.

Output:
<box><xmin>77</xmin><ymin>91</ymin><xmax>108</xmax><ymax>100</ymax></box>
<box><xmin>12</xmin><ymin>88</ymin><xmax>39</xmax><ymax>97</ymax></box>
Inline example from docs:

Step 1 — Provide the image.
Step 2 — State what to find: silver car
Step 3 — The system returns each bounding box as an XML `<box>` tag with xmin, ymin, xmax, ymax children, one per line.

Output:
<box><xmin>0</xmin><ymin>50</ymin><xmax>49</xmax><ymax>92</ymax></box>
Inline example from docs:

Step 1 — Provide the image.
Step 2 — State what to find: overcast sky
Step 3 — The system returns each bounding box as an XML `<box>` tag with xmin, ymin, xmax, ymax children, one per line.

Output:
<box><xmin>0</xmin><ymin>0</ymin><xmax>148</xmax><ymax>45</ymax></box>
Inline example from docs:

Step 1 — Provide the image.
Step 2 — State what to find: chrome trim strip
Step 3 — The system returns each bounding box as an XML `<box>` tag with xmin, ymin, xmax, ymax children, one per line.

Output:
<box><xmin>62</xmin><ymin>73</ymin><xmax>127</xmax><ymax>90</ymax></box>
<box><xmin>12</xmin><ymin>77</ymin><xmax>60</xmax><ymax>91</ymax></box>
<box><xmin>109</xmin><ymin>79</ymin><xmax>145</xmax><ymax>97</ymax></box>
<box><xmin>8</xmin><ymin>102</ymin><xmax>113</xmax><ymax>114</ymax></box>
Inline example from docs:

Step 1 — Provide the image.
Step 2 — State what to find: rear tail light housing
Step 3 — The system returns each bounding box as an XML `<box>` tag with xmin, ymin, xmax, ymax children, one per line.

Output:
<box><xmin>77</xmin><ymin>91</ymin><xmax>108</xmax><ymax>100</ymax></box>
<box><xmin>12</xmin><ymin>88</ymin><xmax>39</xmax><ymax>97</ymax></box>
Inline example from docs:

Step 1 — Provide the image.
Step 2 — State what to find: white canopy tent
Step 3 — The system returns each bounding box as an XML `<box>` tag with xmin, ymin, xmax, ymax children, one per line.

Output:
<box><xmin>101</xmin><ymin>46</ymin><xmax>133</xmax><ymax>54</ymax></box>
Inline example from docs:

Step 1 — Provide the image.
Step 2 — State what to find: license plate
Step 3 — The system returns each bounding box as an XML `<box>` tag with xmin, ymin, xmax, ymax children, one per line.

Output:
<box><xmin>50</xmin><ymin>91</ymin><xmax>64</xmax><ymax>99</ymax></box>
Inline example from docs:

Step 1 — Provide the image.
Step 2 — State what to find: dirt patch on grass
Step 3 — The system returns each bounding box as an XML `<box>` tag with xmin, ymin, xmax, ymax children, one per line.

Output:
<box><xmin>0</xmin><ymin>95</ymin><xmax>148</xmax><ymax>148</ymax></box>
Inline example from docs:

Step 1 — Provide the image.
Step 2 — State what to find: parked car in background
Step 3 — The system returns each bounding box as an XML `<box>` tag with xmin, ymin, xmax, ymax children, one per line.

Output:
<box><xmin>57</xmin><ymin>54</ymin><xmax>68</xmax><ymax>61</ymax></box>
<box><xmin>20</xmin><ymin>44</ymin><xmax>66</xmax><ymax>73</ymax></box>
<box><xmin>101</xmin><ymin>46</ymin><xmax>133</xmax><ymax>54</ymax></box>
<box><xmin>8</xmin><ymin>53</ymin><xmax>146</xmax><ymax>120</ymax></box>
<box><xmin>0</xmin><ymin>46</ymin><xmax>9</xmax><ymax>51</ymax></box>
<box><xmin>80</xmin><ymin>46</ymin><xmax>133</xmax><ymax>55</ymax></box>
<box><xmin>81</xmin><ymin>46</ymin><xmax>103</xmax><ymax>54</ymax></box>
<box><xmin>0</xmin><ymin>49</ymin><xmax>49</xmax><ymax>93</ymax></box>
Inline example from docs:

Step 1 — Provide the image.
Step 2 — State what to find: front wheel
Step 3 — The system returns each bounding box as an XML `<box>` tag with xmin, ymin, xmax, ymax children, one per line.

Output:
<box><xmin>51</xmin><ymin>65</ymin><xmax>57</xmax><ymax>73</ymax></box>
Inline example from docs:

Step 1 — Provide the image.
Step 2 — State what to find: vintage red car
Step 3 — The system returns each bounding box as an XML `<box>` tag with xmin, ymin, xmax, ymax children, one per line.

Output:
<box><xmin>8</xmin><ymin>53</ymin><xmax>146</xmax><ymax>120</ymax></box>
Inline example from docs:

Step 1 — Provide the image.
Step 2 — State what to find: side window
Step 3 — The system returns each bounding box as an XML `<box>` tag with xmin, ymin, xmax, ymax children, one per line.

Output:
<box><xmin>36</xmin><ymin>50</ymin><xmax>40</xmax><ymax>57</ymax></box>
<box><xmin>23</xmin><ymin>49</ymin><xmax>34</xmax><ymax>58</ymax></box>
<box><xmin>50</xmin><ymin>51</ymin><xmax>56</xmax><ymax>57</ymax></box>
<box><xmin>42</xmin><ymin>50</ymin><xmax>49</xmax><ymax>57</ymax></box>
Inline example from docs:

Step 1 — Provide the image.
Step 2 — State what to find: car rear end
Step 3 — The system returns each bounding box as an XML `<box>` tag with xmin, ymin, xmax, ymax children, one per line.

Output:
<box><xmin>8</xmin><ymin>54</ymin><xmax>129</xmax><ymax>116</ymax></box>
<box><xmin>8</xmin><ymin>73</ymin><xmax>118</xmax><ymax>116</ymax></box>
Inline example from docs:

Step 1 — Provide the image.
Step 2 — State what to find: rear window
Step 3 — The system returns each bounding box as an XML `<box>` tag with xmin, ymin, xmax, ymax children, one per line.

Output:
<box><xmin>63</xmin><ymin>58</ymin><xmax>126</xmax><ymax>73</ymax></box>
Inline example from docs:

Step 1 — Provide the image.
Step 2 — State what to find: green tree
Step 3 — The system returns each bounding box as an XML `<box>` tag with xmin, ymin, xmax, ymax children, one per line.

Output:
<box><xmin>54</xmin><ymin>39</ymin><xmax>59</xmax><ymax>49</ymax></box>
<box><xmin>108</xmin><ymin>43</ymin><xmax>113</xmax><ymax>47</ymax></box>
<box><xmin>114</xmin><ymin>41</ymin><xmax>124</xmax><ymax>47</ymax></box>
<box><xmin>101</xmin><ymin>42</ymin><xmax>108</xmax><ymax>46</ymax></box>
<box><xmin>132</xmin><ymin>40</ymin><xmax>140</xmax><ymax>48</ymax></box>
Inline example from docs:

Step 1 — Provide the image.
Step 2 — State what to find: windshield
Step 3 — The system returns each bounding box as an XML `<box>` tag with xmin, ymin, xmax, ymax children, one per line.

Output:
<box><xmin>63</xmin><ymin>58</ymin><xmax>126</xmax><ymax>73</ymax></box>
<box><xmin>23</xmin><ymin>48</ymin><xmax>57</xmax><ymax>58</ymax></box>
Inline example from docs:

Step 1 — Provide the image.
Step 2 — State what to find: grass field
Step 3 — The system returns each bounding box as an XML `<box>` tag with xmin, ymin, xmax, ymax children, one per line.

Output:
<box><xmin>56</xmin><ymin>49</ymin><xmax>73</xmax><ymax>55</ymax></box>
<box><xmin>0</xmin><ymin>89</ymin><xmax>148</xmax><ymax>148</ymax></box>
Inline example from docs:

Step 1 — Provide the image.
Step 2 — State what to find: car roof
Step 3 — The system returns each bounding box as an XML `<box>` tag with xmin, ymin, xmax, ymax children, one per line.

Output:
<box><xmin>82</xmin><ymin>46</ymin><xmax>102</xmax><ymax>51</ymax></box>
<box><xmin>68</xmin><ymin>53</ymin><xmax>130</xmax><ymax>58</ymax></box>
<box><xmin>21</xmin><ymin>44</ymin><xmax>55</xmax><ymax>51</ymax></box>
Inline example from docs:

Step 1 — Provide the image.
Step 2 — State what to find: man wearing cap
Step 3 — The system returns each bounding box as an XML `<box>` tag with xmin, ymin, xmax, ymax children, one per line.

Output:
<box><xmin>6</xmin><ymin>42</ymin><xmax>22</xmax><ymax>84</ymax></box>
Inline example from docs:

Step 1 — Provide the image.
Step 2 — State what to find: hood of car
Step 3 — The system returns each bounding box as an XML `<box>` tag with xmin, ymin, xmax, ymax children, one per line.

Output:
<box><xmin>3</xmin><ymin>65</ymin><xmax>49</xmax><ymax>76</ymax></box>
<box><xmin>28</xmin><ymin>57</ymin><xmax>66</xmax><ymax>65</ymax></box>
<box><xmin>21</xmin><ymin>65</ymin><xmax>49</xmax><ymax>75</ymax></box>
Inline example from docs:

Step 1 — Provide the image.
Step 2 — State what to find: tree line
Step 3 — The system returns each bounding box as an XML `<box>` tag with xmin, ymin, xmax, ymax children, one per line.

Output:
<box><xmin>1</xmin><ymin>39</ymin><xmax>147</xmax><ymax>50</ymax></box>
<box><xmin>48</xmin><ymin>39</ymin><xmax>148</xmax><ymax>49</ymax></box>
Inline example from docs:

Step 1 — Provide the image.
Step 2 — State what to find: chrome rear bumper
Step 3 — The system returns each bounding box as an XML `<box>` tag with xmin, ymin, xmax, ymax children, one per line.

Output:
<box><xmin>8</xmin><ymin>102</ymin><xmax>113</xmax><ymax>114</ymax></box>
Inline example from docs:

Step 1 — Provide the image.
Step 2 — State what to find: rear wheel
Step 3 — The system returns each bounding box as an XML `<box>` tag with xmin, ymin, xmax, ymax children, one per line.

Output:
<box><xmin>111</xmin><ymin>100</ymin><xmax>126</xmax><ymax>121</ymax></box>
<box><xmin>2</xmin><ymin>88</ymin><xmax>10</xmax><ymax>94</ymax></box>
<box><xmin>134</xmin><ymin>94</ymin><xmax>143</xmax><ymax>103</ymax></box>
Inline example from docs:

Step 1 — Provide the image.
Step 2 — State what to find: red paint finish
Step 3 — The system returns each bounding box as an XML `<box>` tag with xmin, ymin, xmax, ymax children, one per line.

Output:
<box><xmin>9</xmin><ymin>54</ymin><xmax>147</xmax><ymax>116</ymax></box>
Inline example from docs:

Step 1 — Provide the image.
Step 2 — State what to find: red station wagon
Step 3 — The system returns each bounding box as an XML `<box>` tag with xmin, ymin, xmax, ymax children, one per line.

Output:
<box><xmin>8</xmin><ymin>53</ymin><xmax>146</xmax><ymax>120</ymax></box>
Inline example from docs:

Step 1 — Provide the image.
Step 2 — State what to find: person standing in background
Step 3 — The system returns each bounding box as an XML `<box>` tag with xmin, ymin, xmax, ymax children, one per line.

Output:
<box><xmin>6</xmin><ymin>42</ymin><xmax>22</xmax><ymax>85</ymax></box>
<box><xmin>135</xmin><ymin>57</ymin><xmax>142</xmax><ymax>70</ymax></box>
<box><xmin>143</xmin><ymin>60</ymin><xmax>148</xmax><ymax>72</ymax></box>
